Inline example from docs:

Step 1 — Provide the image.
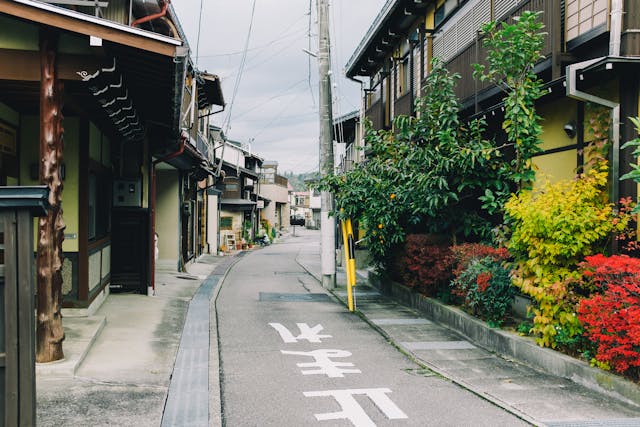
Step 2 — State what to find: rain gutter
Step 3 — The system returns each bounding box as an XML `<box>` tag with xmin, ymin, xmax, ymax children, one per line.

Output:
<box><xmin>565</xmin><ymin>0</ymin><xmax>623</xmax><ymax>205</ymax></box>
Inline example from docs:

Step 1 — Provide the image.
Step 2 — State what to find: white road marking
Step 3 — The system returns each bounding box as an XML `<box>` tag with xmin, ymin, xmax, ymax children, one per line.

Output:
<box><xmin>281</xmin><ymin>349</ymin><xmax>361</xmax><ymax>377</ymax></box>
<box><xmin>304</xmin><ymin>388</ymin><xmax>408</xmax><ymax>427</ymax></box>
<box><xmin>268</xmin><ymin>322</ymin><xmax>332</xmax><ymax>343</ymax></box>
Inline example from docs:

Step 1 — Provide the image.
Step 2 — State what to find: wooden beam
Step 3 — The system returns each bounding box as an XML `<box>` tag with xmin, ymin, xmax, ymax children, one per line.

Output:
<box><xmin>0</xmin><ymin>49</ymin><xmax>101</xmax><ymax>81</ymax></box>
<box><xmin>0</xmin><ymin>0</ymin><xmax>178</xmax><ymax>57</ymax></box>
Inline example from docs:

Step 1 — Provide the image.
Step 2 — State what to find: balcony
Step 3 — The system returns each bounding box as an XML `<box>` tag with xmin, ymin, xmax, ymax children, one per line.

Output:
<box><xmin>274</xmin><ymin>174</ymin><xmax>288</xmax><ymax>188</ymax></box>
<box><xmin>365</xmin><ymin>99</ymin><xmax>384</xmax><ymax>131</ymax></box>
<box><xmin>196</xmin><ymin>132</ymin><xmax>211</xmax><ymax>162</ymax></box>
<box><xmin>394</xmin><ymin>91</ymin><xmax>413</xmax><ymax>118</ymax></box>
<box><xmin>429</xmin><ymin>0</ymin><xmax>554</xmax><ymax>106</ymax></box>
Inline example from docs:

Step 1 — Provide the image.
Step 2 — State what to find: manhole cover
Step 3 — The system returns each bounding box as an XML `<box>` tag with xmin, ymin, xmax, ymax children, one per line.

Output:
<box><xmin>259</xmin><ymin>292</ymin><xmax>331</xmax><ymax>302</ymax></box>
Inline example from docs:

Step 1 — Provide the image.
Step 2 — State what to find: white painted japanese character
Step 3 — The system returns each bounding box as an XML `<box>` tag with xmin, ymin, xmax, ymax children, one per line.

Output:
<box><xmin>268</xmin><ymin>322</ymin><xmax>332</xmax><ymax>343</ymax></box>
<box><xmin>281</xmin><ymin>349</ymin><xmax>361</xmax><ymax>377</ymax></box>
<box><xmin>303</xmin><ymin>388</ymin><xmax>408</xmax><ymax>427</ymax></box>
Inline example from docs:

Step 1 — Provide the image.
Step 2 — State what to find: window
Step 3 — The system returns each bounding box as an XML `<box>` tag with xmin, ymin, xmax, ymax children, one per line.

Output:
<box><xmin>88</xmin><ymin>170</ymin><xmax>111</xmax><ymax>241</ymax></box>
<box><xmin>220</xmin><ymin>216</ymin><xmax>233</xmax><ymax>230</ymax></box>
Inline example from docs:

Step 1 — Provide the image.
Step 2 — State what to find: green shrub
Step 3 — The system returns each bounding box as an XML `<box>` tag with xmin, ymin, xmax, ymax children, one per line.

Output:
<box><xmin>505</xmin><ymin>164</ymin><xmax>628</xmax><ymax>347</ymax></box>
<box><xmin>451</xmin><ymin>257</ymin><xmax>514</xmax><ymax>327</ymax></box>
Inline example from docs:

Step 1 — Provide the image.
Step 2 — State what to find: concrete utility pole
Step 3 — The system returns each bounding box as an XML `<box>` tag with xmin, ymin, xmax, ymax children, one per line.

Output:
<box><xmin>317</xmin><ymin>0</ymin><xmax>336</xmax><ymax>289</ymax></box>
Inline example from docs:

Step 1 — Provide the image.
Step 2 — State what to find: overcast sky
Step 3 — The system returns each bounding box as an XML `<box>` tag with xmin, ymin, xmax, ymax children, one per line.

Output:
<box><xmin>172</xmin><ymin>0</ymin><xmax>385</xmax><ymax>174</ymax></box>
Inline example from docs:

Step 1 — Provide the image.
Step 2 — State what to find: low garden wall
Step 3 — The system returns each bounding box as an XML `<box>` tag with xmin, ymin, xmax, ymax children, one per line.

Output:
<box><xmin>368</xmin><ymin>271</ymin><xmax>640</xmax><ymax>408</ymax></box>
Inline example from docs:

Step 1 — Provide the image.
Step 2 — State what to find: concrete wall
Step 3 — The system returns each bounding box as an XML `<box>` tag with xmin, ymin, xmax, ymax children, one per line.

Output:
<box><xmin>260</xmin><ymin>183</ymin><xmax>289</xmax><ymax>228</ymax></box>
<box><xmin>156</xmin><ymin>169</ymin><xmax>180</xmax><ymax>264</ymax></box>
<box><xmin>207</xmin><ymin>193</ymin><xmax>219</xmax><ymax>253</ymax></box>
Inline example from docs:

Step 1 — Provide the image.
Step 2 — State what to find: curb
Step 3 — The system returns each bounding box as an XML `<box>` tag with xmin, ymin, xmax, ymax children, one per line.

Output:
<box><xmin>36</xmin><ymin>315</ymin><xmax>107</xmax><ymax>377</ymax></box>
<box><xmin>369</xmin><ymin>272</ymin><xmax>640</xmax><ymax>409</ymax></box>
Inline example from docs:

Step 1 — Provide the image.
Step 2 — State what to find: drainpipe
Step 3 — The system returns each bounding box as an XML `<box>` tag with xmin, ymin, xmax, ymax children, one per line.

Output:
<box><xmin>131</xmin><ymin>0</ymin><xmax>169</xmax><ymax>27</ymax></box>
<box><xmin>348</xmin><ymin>75</ymin><xmax>366</xmax><ymax>161</ymax></box>
<box><xmin>150</xmin><ymin>138</ymin><xmax>185</xmax><ymax>295</ymax></box>
<box><xmin>565</xmin><ymin>0</ymin><xmax>624</xmax><ymax>208</ymax></box>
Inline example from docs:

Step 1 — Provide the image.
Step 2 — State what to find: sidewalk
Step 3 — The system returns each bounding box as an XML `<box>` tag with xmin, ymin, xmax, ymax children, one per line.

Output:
<box><xmin>36</xmin><ymin>253</ymin><xmax>231</xmax><ymax>427</ymax></box>
<box><xmin>295</xmin><ymin>243</ymin><xmax>640</xmax><ymax>426</ymax></box>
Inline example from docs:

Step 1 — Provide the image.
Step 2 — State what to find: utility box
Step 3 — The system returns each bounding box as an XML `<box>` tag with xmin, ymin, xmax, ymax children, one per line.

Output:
<box><xmin>0</xmin><ymin>185</ymin><xmax>49</xmax><ymax>427</ymax></box>
<box><xmin>113</xmin><ymin>179</ymin><xmax>142</xmax><ymax>207</ymax></box>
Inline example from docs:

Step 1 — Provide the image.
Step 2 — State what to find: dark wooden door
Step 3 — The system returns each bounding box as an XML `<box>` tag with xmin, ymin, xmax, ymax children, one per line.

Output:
<box><xmin>111</xmin><ymin>209</ymin><xmax>149</xmax><ymax>293</ymax></box>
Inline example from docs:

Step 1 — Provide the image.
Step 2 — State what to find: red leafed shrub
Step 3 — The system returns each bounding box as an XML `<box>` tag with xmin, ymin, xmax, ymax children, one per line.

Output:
<box><xmin>394</xmin><ymin>234</ymin><xmax>453</xmax><ymax>295</ymax></box>
<box><xmin>450</xmin><ymin>243</ymin><xmax>510</xmax><ymax>299</ymax></box>
<box><xmin>451</xmin><ymin>243</ymin><xmax>510</xmax><ymax>279</ymax></box>
<box><xmin>580</xmin><ymin>253</ymin><xmax>640</xmax><ymax>290</ymax></box>
<box><xmin>577</xmin><ymin>255</ymin><xmax>640</xmax><ymax>377</ymax></box>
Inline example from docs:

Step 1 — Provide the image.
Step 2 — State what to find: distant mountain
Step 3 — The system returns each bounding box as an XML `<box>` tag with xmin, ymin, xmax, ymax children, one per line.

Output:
<box><xmin>283</xmin><ymin>171</ymin><xmax>320</xmax><ymax>192</ymax></box>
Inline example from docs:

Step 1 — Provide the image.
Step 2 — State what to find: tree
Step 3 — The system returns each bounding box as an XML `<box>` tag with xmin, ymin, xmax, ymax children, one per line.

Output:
<box><xmin>37</xmin><ymin>28</ymin><xmax>66</xmax><ymax>363</ymax></box>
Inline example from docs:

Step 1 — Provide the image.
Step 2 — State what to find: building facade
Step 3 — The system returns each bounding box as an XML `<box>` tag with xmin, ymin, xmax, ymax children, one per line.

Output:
<box><xmin>0</xmin><ymin>0</ymin><xmax>223</xmax><ymax>313</ymax></box>
<box><xmin>346</xmin><ymin>0</ymin><xmax>640</xmax><ymax>204</ymax></box>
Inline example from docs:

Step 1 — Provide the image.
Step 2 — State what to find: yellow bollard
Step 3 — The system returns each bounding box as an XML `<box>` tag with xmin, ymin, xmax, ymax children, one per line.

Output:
<box><xmin>341</xmin><ymin>219</ymin><xmax>357</xmax><ymax>312</ymax></box>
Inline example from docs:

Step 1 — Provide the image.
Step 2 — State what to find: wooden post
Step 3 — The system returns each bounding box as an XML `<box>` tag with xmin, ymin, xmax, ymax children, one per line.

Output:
<box><xmin>36</xmin><ymin>28</ymin><xmax>66</xmax><ymax>363</ymax></box>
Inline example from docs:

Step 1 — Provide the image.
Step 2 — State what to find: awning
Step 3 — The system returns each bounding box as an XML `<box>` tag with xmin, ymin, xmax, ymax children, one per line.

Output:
<box><xmin>221</xmin><ymin>160</ymin><xmax>260</xmax><ymax>181</ymax></box>
<box><xmin>197</xmin><ymin>72</ymin><xmax>225</xmax><ymax>109</ymax></box>
<box><xmin>220</xmin><ymin>198</ymin><xmax>257</xmax><ymax>211</ymax></box>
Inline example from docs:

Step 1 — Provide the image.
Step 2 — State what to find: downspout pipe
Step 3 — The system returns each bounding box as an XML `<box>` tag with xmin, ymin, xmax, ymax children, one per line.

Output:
<box><xmin>565</xmin><ymin>0</ymin><xmax>624</xmax><ymax>206</ymax></box>
<box><xmin>131</xmin><ymin>0</ymin><xmax>169</xmax><ymax>27</ymax></box>
<box><xmin>348</xmin><ymin>75</ymin><xmax>366</xmax><ymax>162</ymax></box>
<box><xmin>150</xmin><ymin>137</ymin><xmax>186</xmax><ymax>295</ymax></box>
<box><xmin>567</xmin><ymin>60</ymin><xmax>620</xmax><ymax>206</ymax></box>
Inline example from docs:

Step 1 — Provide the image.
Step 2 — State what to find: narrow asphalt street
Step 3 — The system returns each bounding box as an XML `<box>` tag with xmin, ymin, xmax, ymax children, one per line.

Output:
<box><xmin>215</xmin><ymin>230</ymin><xmax>529</xmax><ymax>426</ymax></box>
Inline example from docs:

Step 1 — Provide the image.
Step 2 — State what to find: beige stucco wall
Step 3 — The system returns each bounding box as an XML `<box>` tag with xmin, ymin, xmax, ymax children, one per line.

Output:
<box><xmin>207</xmin><ymin>193</ymin><xmax>219</xmax><ymax>253</ymax></box>
<box><xmin>156</xmin><ymin>169</ymin><xmax>179</xmax><ymax>263</ymax></box>
<box><xmin>260</xmin><ymin>183</ymin><xmax>289</xmax><ymax>229</ymax></box>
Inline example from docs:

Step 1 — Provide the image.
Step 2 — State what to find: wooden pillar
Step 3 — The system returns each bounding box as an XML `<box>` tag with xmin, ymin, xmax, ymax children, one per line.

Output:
<box><xmin>36</xmin><ymin>27</ymin><xmax>65</xmax><ymax>363</ymax></box>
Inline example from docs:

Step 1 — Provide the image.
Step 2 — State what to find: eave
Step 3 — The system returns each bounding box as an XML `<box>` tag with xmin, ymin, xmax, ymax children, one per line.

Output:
<box><xmin>345</xmin><ymin>0</ymin><xmax>429</xmax><ymax>78</ymax></box>
<box><xmin>0</xmin><ymin>0</ymin><xmax>181</xmax><ymax>57</ymax></box>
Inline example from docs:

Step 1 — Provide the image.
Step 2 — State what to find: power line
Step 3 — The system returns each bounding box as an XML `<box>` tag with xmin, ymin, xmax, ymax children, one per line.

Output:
<box><xmin>223</xmin><ymin>0</ymin><xmax>257</xmax><ymax>135</ymax></box>
<box><xmin>307</xmin><ymin>0</ymin><xmax>316</xmax><ymax>108</ymax></box>
<box><xmin>197</xmin><ymin>15</ymin><xmax>308</xmax><ymax>59</ymax></box>
<box><xmin>195</xmin><ymin>0</ymin><xmax>205</xmax><ymax>63</ymax></box>
<box><xmin>232</xmin><ymin>78</ymin><xmax>308</xmax><ymax>120</ymax></box>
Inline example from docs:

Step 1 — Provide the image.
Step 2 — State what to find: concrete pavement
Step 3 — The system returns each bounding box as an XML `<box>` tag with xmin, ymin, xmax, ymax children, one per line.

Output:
<box><xmin>35</xmin><ymin>228</ymin><xmax>640</xmax><ymax>426</ymax></box>
<box><xmin>293</xmin><ymin>229</ymin><xmax>640</xmax><ymax>426</ymax></box>
<box><xmin>36</xmin><ymin>253</ymin><xmax>231</xmax><ymax>426</ymax></box>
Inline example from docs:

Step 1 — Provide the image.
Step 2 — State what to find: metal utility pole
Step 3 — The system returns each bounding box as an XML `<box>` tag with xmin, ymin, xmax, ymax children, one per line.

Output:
<box><xmin>317</xmin><ymin>0</ymin><xmax>336</xmax><ymax>289</ymax></box>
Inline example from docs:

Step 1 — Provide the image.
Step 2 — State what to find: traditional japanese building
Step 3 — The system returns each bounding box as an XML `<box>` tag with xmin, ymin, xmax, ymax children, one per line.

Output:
<box><xmin>346</xmin><ymin>0</ymin><xmax>640</xmax><ymax>202</ymax></box>
<box><xmin>0</xmin><ymin>0</ymin><xmax>223</xmax><ymax>314</ymax></box>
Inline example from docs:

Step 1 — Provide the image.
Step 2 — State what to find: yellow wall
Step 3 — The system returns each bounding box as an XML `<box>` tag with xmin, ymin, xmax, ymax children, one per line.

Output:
<box><xmin>533</xmin><ymin>99</ymin><xmax>579</xmax><ymax>185</ymax></box>
<box><xmin>156</xmin><ymin>169</ymin><xmax>179</xmax><ymax>261</ymax></box>
<box><xmin>533</xmin><ymin>150</ymin><xmax>578</xmax><ymax>184</ymax></box>
<box><xmin>20</xmin><ymin>115</ymin><xmax>80</xmax><ymax>252</ymax></box>
<box><xmin>538</xmin><ymin>98</ymin><xmax>578</xmax><ymax>151</ymax></box>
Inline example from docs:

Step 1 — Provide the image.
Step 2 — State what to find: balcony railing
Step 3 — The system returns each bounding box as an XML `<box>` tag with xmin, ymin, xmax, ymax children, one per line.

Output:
<box><xmin>365</xmin><ymin>99</ymin><xmax>383</xmax><ymax>131</ymax></box>
<box><xmin>394</xmin><ymin>91</ymin><xmax>412</xmax><ymax>118</ymax></box>
<box><xmin>196</xmin><ymin>132</ymin><xmax>210</xmax><ymax>161</ymax></box>
<box><xmin>274</xmin><ymin>174</ymin><xmax>288</xmax><ymax>187</ymax></box>
<box><xmin>432</xmin><ymin>0</ymin><xmax>554</xmax><ymax>105</ymax></box>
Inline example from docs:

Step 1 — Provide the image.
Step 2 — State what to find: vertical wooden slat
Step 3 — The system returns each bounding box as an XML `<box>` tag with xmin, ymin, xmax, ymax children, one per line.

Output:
<box><xmin>17</xmin><ymin>210</ymin><xmax>35</xmax><ymax>427</ymax></box>
<box><xmin>78</xmin><ymin>119</ymin><xmax>89</xmax><ymax>302</ymax></box>
<box><xmin>3</xmin><ymin>211</ymin><xmax>17</xmax><ymax>426</ymax></box>
<box><xmin>0</xmin><ymin>213</ymin><xmax>4</xmax><ymax>425</ymax></box>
